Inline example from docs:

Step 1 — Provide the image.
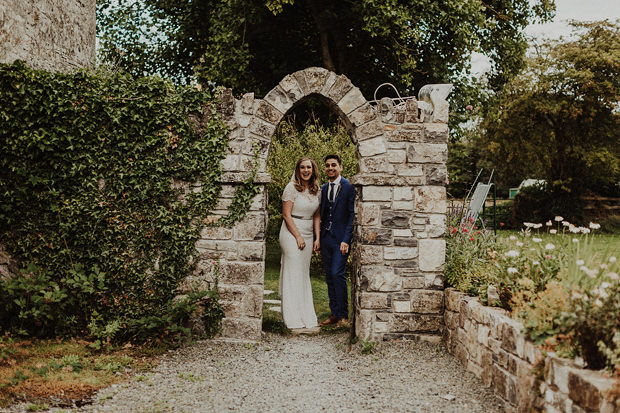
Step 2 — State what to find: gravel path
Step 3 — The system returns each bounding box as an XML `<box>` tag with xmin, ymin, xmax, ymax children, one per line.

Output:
<box><xmin>8</xmin><ymin>332</ymin><xmax>503</xmax><ymax>412</ymax></box>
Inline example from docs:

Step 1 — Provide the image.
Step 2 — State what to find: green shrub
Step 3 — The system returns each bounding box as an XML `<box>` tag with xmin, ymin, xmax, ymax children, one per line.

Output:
<box><xmin>0</xmin><ymin>61</ymin><xmax>229</xmax><ymax>341</ymax></box>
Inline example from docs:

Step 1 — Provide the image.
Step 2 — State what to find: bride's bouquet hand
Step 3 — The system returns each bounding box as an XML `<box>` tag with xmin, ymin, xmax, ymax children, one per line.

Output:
<box><xmin>312</xmin><ymin>239</ymin><xmax>320</xmax><ymax>253</ymax></box>
<box><xmin>296</xmin><ymin>236</ymin><xmax>306</xmax><ymax>250</ymax></box>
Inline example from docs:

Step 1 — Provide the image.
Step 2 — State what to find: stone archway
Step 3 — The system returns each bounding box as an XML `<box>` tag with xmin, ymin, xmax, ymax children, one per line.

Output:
<box><xmin>191</xmin><ymin>67</ymin><xmax>451</xmax><ymax>342</ymax></box>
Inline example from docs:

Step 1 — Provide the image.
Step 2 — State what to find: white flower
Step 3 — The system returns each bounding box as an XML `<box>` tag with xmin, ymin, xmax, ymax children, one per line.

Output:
<box><xmin>562</xmin><ymin>221</ymin><xmax>570</xmax><ymax>227</ymax></box>
<box><xmin>609</xmin><ymin>256</ymin><xmax>617</xmax><ymax>263</ymax></box>
<box><xmin>576</xmin><ymin>259</ymin><xmax>585</xmax><ymax>266</ymax></box>
<box><xmin>572</xmin><ymin>238</ymin><xmax>579</xmax><ymax>243</ymax></box>
<box><xmin>554</xmin><ymin>216</ymin><xmax>564</xmax><ymax>222</ymax></box>
<box><xmin>545</xmin><ymin>220</ymin><xmax>553</xmax><ymax>226</ymax></box>
<box><xmin>507</xmin><ymin>267</ymin><xmax>518</xmax><ymax>274</ymax></box>
<box><xmin>581</xmin><ymin>227</ymin><xmax>591</xmax><ymax>234</ymax></box>
<box><xmin>516</xmin><ymin>241</ymin><xmax>524</xmax><ymax>247</ymax></box>
<box><xmin>532</xmin><ymin>260</ymin><xmax>540</xmax><ymax>265</ymax></box>
<box><xmin>509</xmin><ymin>235</ymin><xmax>517</xmax><ymax>241</ymax></box>
<box><xmin>532</xmin><ymin>237</ymin><xmax>542</xmax><ymax>243</ymax></box>
<box><xmin>524</xmin><ymin>222</ymin><xmax>534</xmax><ymax>228</ymax></box>
<box><xmin>533</xmin><ymin>223</ymin><xmax>543</xmax><ymax>229</ymax></box>
<box><xmin>505</xmin><ymin>250</ymin><xmax>520</xmax><ymax>258</ymax></box>
<box><xmin>545</xmin><ymin>243</ymin><xmax>555</xmax><ymax>250</ymax></box>
<box><xmin>550</xmin><ymin>229</ymin><xmax>557</xmax><ymax>234</ymax></box>
<box><xmin>589</xmin><ymin>222</ymin><xmax>601</xmax><ymax>230</ymax></box>
<box><xmin>569</xmin><ymin>225</ymin><xmax>579</xmax><ymax>233</ymax></box>
<box><xmin>600</xmin><ymin>282</ymin><xmax>611</xmax><ymax>290</ymax></box>
<box><xmin>594</xmin><ymin>299</ymin><xmax>603</xmax><ymax>307</ymax></box>
<box><xmin>572</xmin><ymin>291</ymin><xmax>583</xmax><ymax>300</ymax></box>
<box><xmin>600</xmin><ymin>263</ymin><xmax>608</xmax><ymax>270</ymax></box>
<box><xmin>606</xmin><ymin>272</ymin><xmax>619</xmax><ymax>281</ymax></box>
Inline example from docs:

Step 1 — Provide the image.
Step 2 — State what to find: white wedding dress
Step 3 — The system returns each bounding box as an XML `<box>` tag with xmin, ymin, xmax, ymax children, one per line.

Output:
<box><xmin>279</xmin><ymin>182</ymin><xmax>319</xmax><ymax>329</ymax></box>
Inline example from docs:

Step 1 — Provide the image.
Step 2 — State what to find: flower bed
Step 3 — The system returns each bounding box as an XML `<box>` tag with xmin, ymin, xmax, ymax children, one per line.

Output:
<box><xmin>446</xmin><ymin>209</ymin><xmax>620</xmax><ymax>374</ymax></box>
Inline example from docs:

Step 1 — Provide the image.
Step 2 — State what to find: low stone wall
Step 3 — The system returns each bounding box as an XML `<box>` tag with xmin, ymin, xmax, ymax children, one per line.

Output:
<box><xmin>444</xmin><ymin>289</ymin><xmax>620</xmax><ymax>412</ymax></box>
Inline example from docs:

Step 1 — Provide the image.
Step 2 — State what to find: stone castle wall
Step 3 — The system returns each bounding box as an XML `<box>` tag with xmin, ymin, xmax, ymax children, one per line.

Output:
<box><xmin>0</xmin><ymin>0</ymin><xmax>96</xmax><ymax>71</ymax></box>
<box><xmin>185</xmin><ymin>67</ymin><xmax>452</xmax><ymax>341</ymax></box>
<box><xmin>444</xmin><ymin>289</ymin><xmax>620</xmax><ymax>412</ymax></box>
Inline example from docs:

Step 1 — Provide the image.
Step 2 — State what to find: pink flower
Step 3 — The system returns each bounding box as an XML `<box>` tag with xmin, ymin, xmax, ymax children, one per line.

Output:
<box><xmin>466</xmin><ymin>105</ymin><xmax>473</xmax><ymax>111</ymax></box>
<box><xmin>545</xmin><ymin>254</ymin><xmax>551</xmax><ymax>259</ymax></box>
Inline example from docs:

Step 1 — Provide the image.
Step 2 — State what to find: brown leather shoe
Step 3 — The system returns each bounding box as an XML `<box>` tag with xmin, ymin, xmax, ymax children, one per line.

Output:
<box><xmin>335</xmin><ymin>318</ymin><xmax>350</xmax><ymax>328</ymax></box>
<box><xmin>319</xmin><ymin>315</ymin><xmax>338</xmax><ymax>326</ymax></box>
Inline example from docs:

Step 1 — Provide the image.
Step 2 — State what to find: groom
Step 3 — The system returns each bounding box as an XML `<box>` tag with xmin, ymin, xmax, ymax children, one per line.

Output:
<box><xmin>318</xmin><ymin>154</ymin><xmax>355</xmax><ymax>327</ymax></box>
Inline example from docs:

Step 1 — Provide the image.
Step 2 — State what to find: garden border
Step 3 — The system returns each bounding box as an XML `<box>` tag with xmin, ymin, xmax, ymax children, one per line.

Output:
<box><xmin>444</xmin><ymin>288</ymin><xmax>620</xmax><ymax>412</ymax></box>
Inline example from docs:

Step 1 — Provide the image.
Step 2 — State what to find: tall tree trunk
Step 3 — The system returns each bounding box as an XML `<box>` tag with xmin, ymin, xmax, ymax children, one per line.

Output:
<box><xmin>307</xmin><ymin>0</ymin><xmax>336</xmax><ymax>72</ymax></box>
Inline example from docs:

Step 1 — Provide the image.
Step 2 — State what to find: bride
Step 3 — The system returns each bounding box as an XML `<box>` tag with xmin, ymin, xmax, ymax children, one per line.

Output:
<box><xmin>279</xmin><ymin>157</ymin><xmax>321</xmax><ymax>330</ymax></box>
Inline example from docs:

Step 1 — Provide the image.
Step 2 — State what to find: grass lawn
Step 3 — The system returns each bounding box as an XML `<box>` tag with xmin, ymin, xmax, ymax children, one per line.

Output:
<box><xmin>0</xmin><ymin>337</ymin><xmax>168</xmax><ymax>409</ymax></box>
<box><xmin>263</xmin><ymin>241</ymin><xmax>350</xmax><ymax>334</ymax></box>
<box><xmin>497</xmin><ymin>229</ymin><xmax>620</xmax><ymax>253</ymax></box>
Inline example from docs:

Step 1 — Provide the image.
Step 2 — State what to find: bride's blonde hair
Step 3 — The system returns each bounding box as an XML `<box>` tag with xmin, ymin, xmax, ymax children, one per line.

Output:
<box><xmin>294</xmin><ymin>157</ymin><xmax>319</xmax><ymax>195</ymax></box>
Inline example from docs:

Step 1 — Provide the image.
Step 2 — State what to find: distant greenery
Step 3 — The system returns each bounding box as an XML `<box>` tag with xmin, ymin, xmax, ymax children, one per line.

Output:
<box><xmin>0</xmin><ymin>61</ymin><xmax>230</xmax><ymax>342</ymax></box>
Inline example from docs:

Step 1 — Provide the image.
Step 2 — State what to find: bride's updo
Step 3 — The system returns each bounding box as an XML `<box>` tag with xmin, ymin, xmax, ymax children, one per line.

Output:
<box><xmin>293</xmin><ymin>157</ymin><xmax>319</xmax><ymax>195</ymax></box>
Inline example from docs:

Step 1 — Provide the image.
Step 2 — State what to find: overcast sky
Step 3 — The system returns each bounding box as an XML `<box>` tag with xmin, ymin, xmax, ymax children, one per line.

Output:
<box><xmin>472</xmin><ymin>0</ymin><xmax>620</xmax><ymax>74</ymax></box>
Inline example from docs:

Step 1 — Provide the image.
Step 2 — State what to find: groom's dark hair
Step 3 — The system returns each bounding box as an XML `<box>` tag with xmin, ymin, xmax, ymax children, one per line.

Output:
<box><xmin>324</xmin><ymin>154</ymin><xmax>341</xmax><ymax>165</ymax></box>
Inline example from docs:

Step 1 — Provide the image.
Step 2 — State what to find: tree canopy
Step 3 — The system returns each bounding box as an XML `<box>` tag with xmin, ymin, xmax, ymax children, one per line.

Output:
<box><xmin>479</xmin><ymin>21</ymin><xmax>620</xmax><ymax>206</ymax></box>
<box><xmin>97</xmin><ymin>0</ymin><xmax>555</xmax><ymax>99</ymax></box>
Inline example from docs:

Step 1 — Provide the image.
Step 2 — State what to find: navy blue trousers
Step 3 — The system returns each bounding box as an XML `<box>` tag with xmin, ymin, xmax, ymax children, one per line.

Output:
<box><xmin>321</xmin><ymin>234</ymin><xmax>349</xmax><ymax>319</ymax></box>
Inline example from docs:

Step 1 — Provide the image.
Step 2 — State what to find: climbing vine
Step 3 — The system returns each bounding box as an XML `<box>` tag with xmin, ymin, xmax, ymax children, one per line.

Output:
<box><xmin>0</xmin><ymin>61</ymin><xmax>239</xmax><ymax>342</ymax></box>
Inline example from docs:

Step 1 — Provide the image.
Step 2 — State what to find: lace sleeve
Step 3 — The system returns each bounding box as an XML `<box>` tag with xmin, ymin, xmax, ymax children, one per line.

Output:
<box><xmin>282</xmin><ymin>182</ymin><xmax>297</xmax><ymax>203</ymax></box>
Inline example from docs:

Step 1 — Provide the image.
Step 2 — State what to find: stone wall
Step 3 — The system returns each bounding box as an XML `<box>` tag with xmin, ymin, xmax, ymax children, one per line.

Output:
<box><xmin>0</xmin><ymin>0</ymin><xmax>96</xmax><ymax>71</ymax></box>
<box><xmin>444</xmin><ymin>288</ymin><xmax>620</xmax><ymax>412</ymax></box>
<box><xmin>191</xmin><ymin>67</ymin><xmax>452</xmax><ymax>341</ymax></box>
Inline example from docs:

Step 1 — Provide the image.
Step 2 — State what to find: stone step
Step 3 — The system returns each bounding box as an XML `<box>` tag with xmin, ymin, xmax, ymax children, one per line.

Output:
<box><xmin>263</xmin><ymin>289</ymin><xmax>275</xmax><ymax>296</ymax></box>
<box><xmin>268</xmin><ymin>306</ymin><xmax>281</xmax><ymax>313</ymax></box>
<box><xmin>263</xmin><ymin>299</ymin><xmax>281</xmax><ymax>305</ymax></box>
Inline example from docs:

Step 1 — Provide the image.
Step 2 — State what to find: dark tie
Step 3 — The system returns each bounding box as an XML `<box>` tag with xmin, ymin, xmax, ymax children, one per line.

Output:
<box><xmin>329</xmin><ymin>183</ymin><xmax>335</xmax><ymax>202</ymax></box>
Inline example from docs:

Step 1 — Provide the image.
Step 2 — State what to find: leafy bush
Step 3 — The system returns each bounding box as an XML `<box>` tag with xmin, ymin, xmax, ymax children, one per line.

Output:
<box><xmin>0</xmin><ymin>61</ymin><xmax>228</xmax><ymax>341</ymax></box>
<box><xmin>511</xmin><ymin>183</ymin><xmax>585</xmax><ymax>226</ymax></box>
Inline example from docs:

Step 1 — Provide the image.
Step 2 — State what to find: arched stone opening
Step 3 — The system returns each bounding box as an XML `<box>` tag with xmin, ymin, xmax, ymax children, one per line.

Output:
<box><xmin>193</xmin><ymin>67</ymin><xmax>452</xmax><ymax>342</ymax></box>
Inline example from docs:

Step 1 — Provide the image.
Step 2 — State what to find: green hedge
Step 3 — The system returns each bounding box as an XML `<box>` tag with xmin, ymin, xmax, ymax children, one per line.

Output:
<box><xmin>0</xmin><ymin>61</ymin><xmax>231</xmax><ymax>342</ymax></box>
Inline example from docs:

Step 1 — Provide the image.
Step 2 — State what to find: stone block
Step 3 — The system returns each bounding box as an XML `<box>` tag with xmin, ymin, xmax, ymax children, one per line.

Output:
<box><xmin>302</xmin><ymin>67</ymin><xmax>332</xmax><ymax>94</ymax></box>
<box><xmin>501</xmin><ymin>319</ymin><xmax>522</xmax><ymax>355</ymax></box>
<box><xmin>445</xmin><ymin>289</ymin><xmax>463</xmax><ymax>312</ymax></box>
<box><xmin>361</xmin><ymin>266</ymin><xmax>400</xmax><ymax>292</ymax></box>
<box><xmin>361</xmin><ymin>227</ymin><xmax>392</xmax><ymax>245</ymax></box>
<box><xmin>359</xmin><ymin>245</ymin><xmax>383</xmax><ymax>265</ymax></box>
<box><xmin>356</xmin><ymin>310</ymin><xmax>374</xmax><ymax>341</ymax></box>
<box><xmin>424</xmin><ymin>273</ymin><xmax>444</xmax><ymax>289</ymax></box>
<box><xmin>393</xmin><ymin>237</ymin><xmax>418</xmax><ymax>247</ymax></box>
<box><xmin>394</xmin><ymin>187</ymin><xmax>413</xmax><ymax>201</ymax></box>
<box><xmin>349</xmin><ymin>103</ymin><xmax>378</xmax><ymax>127</ymax></box>
<box><xmin>393</xmin><ymin>228</ymin><xmax>413</xmax><ymax>237</ymax></box>
<box><xmin>387</xmin><ymin>149</ymin><xmax>407</xmax><ymax>163</ymax></box>
<box><xmin>424</xmin><ymin>164</ymin><xmax>447</xmax><ymax>186</ymax></box>
<box><xmin>414</xmin><ymin>186</ymin><xmax>446</xmax><ymax>213</ymax></box>
<box><xmin>393</xmin><ymin>299</ymin><xmax>411</xmax><ymax>312</ymax></box>
<box><xmin>392</xmin><ymin>201</ymin><xmax>414</xmax><ymax>210</ymax></box>
<box><xmin>477</xmin><ymin>325</ymin><xmax>490</xmax><ymax>347</ymax></box>
<box><xmin>405</xmin><ymin>99</ymin><xmax>419</xmax><ymax>123</ymax></box>
<box><xmin>384</xmin><ymin>246</ymin><xmax>418</xmax><ymax>260</ymax></box>
<box><xmin>359</xmin><ymin>156</ymin><xmax>394</xmax><ymax>174</ymax></box>
<box><xmin>389</xmin><ymin>314</ymin><xmax>443</xmax><ymax>333</ymax></box>
<box><xmin>221</xmin><ymin>154</ymin><xmax>240</xmax><ymax>171</ymax></box>
<box><xmin>327</xmin><ymin>74</ymin><xmax>354</xmax><ymax>103</ymax></box>
<box><xmin>424</xmin><ymin>123</ymin><xmax>449</xmax><ymax>143</ymax></box>
<box><xmin>238</xmin><ymin>241</ymin><xmax>265</xmax><ymax>261</ymax></box>
<box><xmin>337</xmin><ymin>87</ymin><xmax>367</xmax><ymax>114</ymax></box>
<box><xmin>221</xmin><ymin>317</ymin><xmax>261</xmax><ymax>340</ymax></box>
<box><xmin>387</xmin><ymin>127</ymin><xmax>423</xmax><ymax>142</ymax></box>
<box><xmin>402</xmin><ymin>276</ymin><xmax>425</xmax><ymax>289</ymax></box>
<box><xmin>492</xmin><ymin>364</ymin><xmax>509</xmax><ymax>400</ymax></box>
<box><xmin>410</xmin><ymin>290</ymin><xmax>444</xmax><ymax>314</ymax></box>
<box><xmin>195</xmin><ymin>239</ymin><xmax>237</xmax><ymax>253</ymax></box>
<box><xmin>359</xmin><ymin>292</ymin><xmax>390</xmax><ymax>309</ymax></box>
<box><xmin>381</xmin><ymin>210</ymin><xmax>411</xmax><ymax>228</ymax></box>
<box><xmin>264</xmin><ymin>85</ymin><xmax>294</xmax><ymax>115</ymax></box>
<box><xmin>426</xmin><ymin>214</ymin><xmax>446</xmax><ymax>238</ymax></box>
<box><xmin>220</xmin><ymin>261</ymin><xmax>264</xmax><ymax>285</ymax></box>
<box><xmin>360</xmin><ymin>203</ymin><xmax>381</xmax><ymax>226</ymax></box>
<box><xmin>363</xmin><ymin>186</ymin><xmax>392</xmax><ymax>201</ymax></box>
<box><xmin>418</xmin><ymin>239</ymin><xmax>445</xmax><ymax>271</ymax></box>
<box><xmin>278</xmin><ymin>74</ymin><xmax>305</xmax><ymax>101</ymax></box>
<box><xmin>396</xmin><ymin>164</ymin><xmax>424</xmax><ymax>177</ymax></box>
<box><xmin>407</xmin><ymin>143</ymin><xmax>448</xmax><ymax>164</ymax></box>
<box><xmin>255</xmin><ymin>100</ymin><xmax>283</xmax><ymax>125</ymax></box>
<box><xmin>200</xmin><ymin>226</ymin><xmax>233</xmax><ymax>240</ymax></box>
<box><xmin>358</xmin><ymin>136</ymin><xmax>387</xmax><ymax>157</ymax></box>
<box><xmin>356</xmin><ymin>119</ymin><xmax>383</xmax><ymax>141</ymax></box>
<box><xmin>218</xmin><ymin>284</ymin><xmax>263</xmax><ymax>318</ymax></box>
<box><xmin>568</xmin><ymin>368</ymin><xmax>617</xmax><ymax>411</ymax></box>
<box><xmin>248</xmin><ymin>117</ymin><xmax>276</xmax><ymax>139</ymax></box>
<box><xmin>241</xmin><ymin>93</ymin><xmax>254</xmax><ymax>114</ymax></box>
<box><xmin>233</xmin><ymin>213</ymin><xmax>265</xmax><ymax>240</ymax></box>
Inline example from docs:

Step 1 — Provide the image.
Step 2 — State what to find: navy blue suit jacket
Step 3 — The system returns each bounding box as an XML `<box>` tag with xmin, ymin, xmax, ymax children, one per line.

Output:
<box><xmin>320</xmin><ymin>177</ymin><xmax>356</xmax><ymax>245</ymax></box>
